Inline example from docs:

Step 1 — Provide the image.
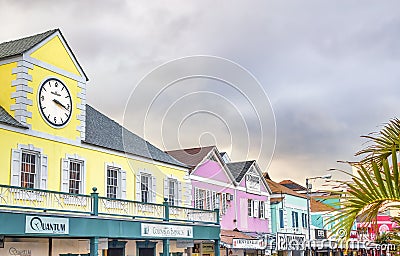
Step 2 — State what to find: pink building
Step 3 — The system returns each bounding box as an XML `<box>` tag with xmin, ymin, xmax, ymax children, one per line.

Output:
<box><xmin>167</xmin><ymin>146</ymin><xmax>271</xmax><ymax>256</ymax></box>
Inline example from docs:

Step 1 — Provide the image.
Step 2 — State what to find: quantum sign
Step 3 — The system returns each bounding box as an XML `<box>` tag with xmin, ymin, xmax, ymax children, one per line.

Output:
<box><xmin>25</xmin><ymin>216</ymin><xmax>69</xmax><ymax>234</ymax></box>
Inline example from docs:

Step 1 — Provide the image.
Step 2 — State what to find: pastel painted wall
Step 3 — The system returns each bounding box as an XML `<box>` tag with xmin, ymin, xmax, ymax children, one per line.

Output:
<box><xmin>193</xmin><ymin>160</ymin><xmax>232</xmax><ymax>184</ymax></box>
<box><xmin>235</xmin><ymin>189</ymin><xmax>270</xmax><ymax>233</ymax></box>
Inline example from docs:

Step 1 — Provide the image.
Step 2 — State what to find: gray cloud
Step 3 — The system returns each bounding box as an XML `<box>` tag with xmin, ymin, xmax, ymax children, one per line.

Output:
<box><xmin>1</xmin><ymin>0</ymin><xmax>400</xmax><ymax>187</ymax></box>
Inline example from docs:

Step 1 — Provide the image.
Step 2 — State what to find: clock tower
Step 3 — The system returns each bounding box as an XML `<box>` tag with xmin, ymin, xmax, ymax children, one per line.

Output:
<box><xmin>0</xmin><ymin>29</ymin><xmax>88</xmax><ymax>141</ymax></box>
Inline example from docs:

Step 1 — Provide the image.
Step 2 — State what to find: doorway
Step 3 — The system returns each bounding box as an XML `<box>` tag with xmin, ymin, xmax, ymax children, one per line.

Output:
<box><xmin>108</xmin><ymin>248</ymin><xmax>124</xmax><ymax>256</ymax></box>
<box><xmin>139</xmin><ymin>248</ymin><xmax>155</xmax><ymax>256</ymax></box>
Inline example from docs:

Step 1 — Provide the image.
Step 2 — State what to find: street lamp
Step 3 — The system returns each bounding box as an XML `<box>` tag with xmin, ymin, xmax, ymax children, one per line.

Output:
<box><xmin>306</xmin><ymin>174</ymin><xmax>331</xmax><ymax>256</ymax></box>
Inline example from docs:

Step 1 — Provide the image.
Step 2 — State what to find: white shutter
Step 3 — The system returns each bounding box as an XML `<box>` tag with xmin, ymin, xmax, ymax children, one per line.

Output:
<box><xmin>164</xmin><ymin>178</ymin><xmax>169</xmax><ymax>201</ymax></box>
<box><xmin>177</xmin><ymin>181</ymin><xmax>182</xmax><ymax>206</ymax></box>
<box><xmin>120</xmin><ymin>170</ymin><xmax>127</xmax><ymax>199</ymax></box>
<box><xmin>11</xmin><ymin>149</ymin><xmax>21</xmax><ymax>186</ymax></box>
<box><xmin>135</xmin><ymin>173</ymin><xmax>141</xmax><ymax>201</ymax></box>
<box><xmin>151</xmin><ymin>176</ymin><xmax>156</xmax><ymax>203</ymax></box>
<box><xmin>61</xmin><ymin>158</ymin><xmax>70</xmax><ymax>192</ymax></box>
<box><xmin>264</xmin><ymin>201</ymin><xmax>268</xmax><ymax>219</ymax></box>
<box><xmin>39</xmin><ymin>154</ymin><xmax>48</xmax><ymax>189</ymax></box>
<box><xmin>194</xmin><ymin>187</ymin><xmax>199</xmax><ymax>208</ymax></box>
<box><xmin>253</xmin><ymin>200</ymin><xmax>259</xmax><ymax>217</ymax></box>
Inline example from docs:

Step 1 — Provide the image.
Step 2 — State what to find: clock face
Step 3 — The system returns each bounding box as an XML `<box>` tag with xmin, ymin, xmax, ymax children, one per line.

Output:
<box><xmin>38</xmin><ymin>78</ymin><xmax>72</xmax><ymax>127</ymax></box>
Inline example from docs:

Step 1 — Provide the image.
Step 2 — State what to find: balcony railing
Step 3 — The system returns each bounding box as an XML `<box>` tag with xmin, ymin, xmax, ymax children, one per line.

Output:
<box><xmin>0</xmin><ymin>185</ymin><xmax>219</xmax><ymax>225</ymax></box>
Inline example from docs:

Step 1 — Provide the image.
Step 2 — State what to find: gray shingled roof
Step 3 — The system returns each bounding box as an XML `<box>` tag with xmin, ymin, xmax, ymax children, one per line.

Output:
<box><xmin>226</xmin><ymin>160</ymin><xmax>255</xmax><ymax>182</ymax></box>
<box><xmin>84</xmin><ymin>105</ymin><xmax>187</xmax><ymax>168</ymax></box>
<box><xmin>0</xmin><ymin>106</ymin><xmax>27</xmax><ymax>128</ymax></box>
<box><xmin>0</xmin><ymin>29</ymin><xmax>57</xmax><ymax>59</ymax></box>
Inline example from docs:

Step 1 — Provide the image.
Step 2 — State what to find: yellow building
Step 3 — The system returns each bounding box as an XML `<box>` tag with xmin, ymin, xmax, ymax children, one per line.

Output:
<box><xmin>0</xmin><ymin>29</ymin><xmax>220</xmax><ymax>256</ymax></box>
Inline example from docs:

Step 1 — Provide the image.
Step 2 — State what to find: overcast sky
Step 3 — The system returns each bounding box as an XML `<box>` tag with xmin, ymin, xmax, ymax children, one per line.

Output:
<box><xmin>1</xmin><ymin>1</ymin><xmax>400</xmax><ymax>187</ymax></box>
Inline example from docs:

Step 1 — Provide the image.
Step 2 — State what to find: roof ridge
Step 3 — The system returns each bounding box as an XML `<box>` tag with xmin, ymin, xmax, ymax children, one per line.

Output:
<box><xmin>165</xmin><ymin>145</ymin><xmax>215</xmax><ymax>153</ymax></box>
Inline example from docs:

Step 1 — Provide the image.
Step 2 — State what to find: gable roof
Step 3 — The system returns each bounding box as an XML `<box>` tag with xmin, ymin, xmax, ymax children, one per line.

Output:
<box><xmin>0</xmin><ymin>29</ymin><xmax>57</xmax><ymax>59</ymax></box>
<box><xmin>279</xmin><ymin>179</ymin><xmax>307</xmax><ymax>191</ymax></box>
<box><xmin>226</xmin><ymin>160</ymin><xmax>255</xmax><ymax>182</ymax></box>
<box><xmin>310</xmin><ymin>198</ymin><xmax>335</xmax><ymax>212</ymax></box>
<box><xmin>166</xmin><ymin>146</ymin><xmax>215</xmax><ymax>170</ymax></box>
<box><xmin>0</xmin><ymin>29</ymin><xmax>88</xmax><ymax>81</ymax></box>
<box><xmin>0</xmin><ymin>106</ymin><xmax>27</xmax><ymax>129</ymax></box>
<box><xmin>264</xmin><ymin>176</ymin><xmax>307</xmax><ymax>199</ymax></box>
<box><xmin>84</xmin><ymin>105</ymin><xmax>186</xmax><ymax>168</ymax></box>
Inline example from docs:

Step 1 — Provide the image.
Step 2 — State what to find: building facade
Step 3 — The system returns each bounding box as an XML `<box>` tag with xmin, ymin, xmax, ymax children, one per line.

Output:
<box><xmin>167</xmin><ymin>147</ymin><xmax>271</xmax><ymax>256</ymax></box>
<box><xmin>0</xmin><ymin>29</ymin><xmax>220</xmax><ymax>256</ymax></box>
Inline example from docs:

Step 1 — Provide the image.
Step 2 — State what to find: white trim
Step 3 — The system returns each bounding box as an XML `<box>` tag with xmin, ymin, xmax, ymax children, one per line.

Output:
<box><xmin>0</xmin><ymin>124</ymin><xmax>189</xmax><ymax>172</ymax></box>
<box><xmin>64</xmin><ymin>154</ymin><xmax>86</xmax><ymax>194</ymax></box>
<box><xmin>24</xmin><ymin>30</ymin><xmax>87</xmax><ymax>81</ymax></box>
<box><xmin>0</xmin><ymin>56</ymin><xmax>22</xmax><ymax>66</ymax></box>
<box><xmin>24</xmin><ymin>55</ymin><xmax>86</xmax><ymax>83</ymax></box>
<box><xmin>18</xmin><ymin>143</ymin><xmax>43</xmax><ymax>154</ymax></box>
<box><xmin>105</xmin><ymin>162</ymin><xmax>123</xmax><ymax>198</ymax></box>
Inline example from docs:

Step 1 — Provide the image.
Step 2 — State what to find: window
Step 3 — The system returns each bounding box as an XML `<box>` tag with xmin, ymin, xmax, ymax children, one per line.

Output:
<box><xmin>107</xmin><ymin>167</ymin><xmax>119</xmax><ymax>199</ymax></box>
<box><xmin>212</xmin><ymin>191</ymin><xmax>218</xmax><ymax>210</ymax></box>
<box><xmin>105</xmin><ymin>164</ymin><xmax>126</xmax><ymax>199</ymax></box>
<box><xmin>292</xmin><ymin>211</ymin><xmax>299</xmax><ymax>228</ymax></box>
<box><xmin>248</xmin><ymin>199</ymin><xmax>253</xmax><ymax>217</ymax></box>
<box><xmin>194</xmin><ymin>188</ymin><xmax>206</xmax><ymax>209</ymax></box>
<box><xmin>21</xmin><ymin>151</ymin><xmax>37</xmax><ymax>188</ymax></box>
<box><xmin>221</xmin><ymin>193</ymin><xmax>227</xmax><ymax>215</ymax></box>
<box><xmin>61</xmin><ymin>155</ymin><xmax>85</xmax><ymax>194</ymax></box>
<box><xmin>279</xmin><ymin>209</ymin><xmax>284</xmax><ymax>228</ymax></box>
<box><xmin>11</xmin><ymin>145</ymin><xmax>47</xmax><ymax>190</ymax></box>
<box><xmin>69</xmin><ymin>160</ymin><xmax>82</xmax><ymax>194</ymax></box>
<box><xmin>136</xmin><ymin>172</ymin><xmax>155</xmax><ymax>203</ymax></box>
<box><xmin>302</xmin><ymin>213</ymin><xmax>308</xmax><ymax>228</ymax></box>
<box><xmin>141</xmin><ymin>174</ymin><xmax>151</xmax><ymax>203</ymax></box>
<box><xmin>168</xmin><ymin>179</ymin><xmax>177</xmax><ymax>206</ymax></box>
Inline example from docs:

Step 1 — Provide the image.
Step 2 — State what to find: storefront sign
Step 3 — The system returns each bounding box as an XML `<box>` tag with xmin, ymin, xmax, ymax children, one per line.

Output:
<box><xmin>276</xmin><ymin>233</ymin><xmax>305</xmax><ymax>251</ymax></box>
<box><xmin>232</xmin><ymin>239</ymin><xmax>266</xmax><ymax>249</ymax></box>
<box><xmin>245</xmin><ymin>168</ymin><xmax>261</xmax><ymax>193</ymax></box>
<box><xmin>8</xmin><ymin>247</ymin><xmax>31</xmax><ymax>256</ymax></box>
<box><xmin>141</xmin><ymin>223</ymin><xmax>193</xmax><ymax>238</ymax></box>
<box><xmin>176</xmin><ymin>240</ymin><xmax>194</xmax><ymax>248</ymax></box>
<box><xmin>314</xmin><ymin>229</ymin><xmax>327</xmax><ymax>239</ymax></box>
<box><xmin>25</xmin><ymin>216</ymin><xmax>69</xmax><ymax>234</ymax></box>
<box><xmin>202</xmin><ymin>243</ymin><xmax>215</xmax><ymax>252</ymax></box>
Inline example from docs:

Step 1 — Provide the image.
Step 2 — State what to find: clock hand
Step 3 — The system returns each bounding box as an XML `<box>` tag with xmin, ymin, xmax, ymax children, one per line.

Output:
<box><xmin>53</xmin><ymin>99</ymin><xmax>69</xmax><ymax>111</ymax></box>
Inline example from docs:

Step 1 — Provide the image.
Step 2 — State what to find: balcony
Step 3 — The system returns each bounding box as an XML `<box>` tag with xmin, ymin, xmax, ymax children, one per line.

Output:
<box><xmin>0</xmin><ymin>185</ymin><xmax>219</xmax><ymax>225</ymax></box>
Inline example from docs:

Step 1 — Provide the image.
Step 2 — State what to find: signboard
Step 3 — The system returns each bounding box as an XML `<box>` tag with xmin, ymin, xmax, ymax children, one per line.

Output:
<box><xmin>25</xmin><ymin>216</ymin><xmax>69</xmax><ymax>234</ymax></box>
<box><xmin>202</xmin><ymin>243</ymin><xmax>215</xmax><ymax>252</ymax></box>
<box><xmin>314</xmin><ymin>229</ymin><xmax>327</xmax><ymax>240</ymax></box>
<box><xmin>232</xmin><ymin>239</ymin><xmax>266</xmax><ymax>249</ymax></box>
<box><xmin>141</xmin><ymin>223</ymin><xmax>193</xmax><ymax>238</ymax></box>
<box><xmin>276</xmin><ymin>233</ymin><xmax>305</xmax><ymax>251</ymax></box>
<box><xmin>176</xmin><ymin>240</ymin><xmax>194</xmax><ymax>248</ymax></box>
<box><xmin>245</xmin><ymin>168</ymin><xmax>261</xmax><ymax>193</ymax></box>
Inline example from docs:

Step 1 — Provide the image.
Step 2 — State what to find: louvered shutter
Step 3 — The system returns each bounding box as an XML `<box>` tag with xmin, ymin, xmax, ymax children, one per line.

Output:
<box><xmin>164</xmin><ymin>178</ymin><xmax>169</xmax><ymax>201</ymax></box>
<box><xmin>61</xmin><ymin>158</ymin><xmax>70</xmax><ymax>192</ymax></box>
<box><xmin>177</xmin><ymin>181</ymin><xmax>182</xmax><ymax>206</ymax></box>
<box><xmin>253</xmin><ymin>200</ymin><xmax>259</xmax><ymax>217</ymax></box>
<box><xmin>135</xmin><ymin>173</ymin><xmax>141</xmax><ymax>201</ymax></box>
<box><xmin>151</xmin><ymin>176</ymin><xmax>156</xmax><ymax>203</ymax></box>
<box><xmin>264</xmin><ymin>201</ymin><xmax>268</xmax><ymax>219</ymax></box>
<box><xmin>11</xmin><ymin>149</ymin><xmax>21</xmax><ymax>186</ymax></box>
<box><xmin>120</xmin><ymin>170</ymin><xmax>127</xmax><ymax>199</ymax></box>
<box><xmin>40</xmin><ymin>154</ymin><xmax>48</xmax><ymax>189</ymax></box>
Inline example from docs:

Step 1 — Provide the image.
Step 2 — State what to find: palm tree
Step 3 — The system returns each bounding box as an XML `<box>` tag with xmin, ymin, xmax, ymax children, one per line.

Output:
<box><xmin>330</xmin><ymin>118</ymin><xmax>400</xmax><ymax>239</ymax></box>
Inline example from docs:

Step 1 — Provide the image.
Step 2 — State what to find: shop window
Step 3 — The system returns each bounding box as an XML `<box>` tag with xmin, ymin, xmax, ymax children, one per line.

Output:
<box><xmin>61</xmin><ymin>155</ymin><xmax>86</xmax><ymax>194</ymax></box>
<box><xmin>105</xmin><ymin>164</ymin><xmax>126</xmax><ymax>199</ymax></box>
<box><xmin>11</xmin><ymin>144</ymin><xmax>48</xmax><ymax>190</ymax></box>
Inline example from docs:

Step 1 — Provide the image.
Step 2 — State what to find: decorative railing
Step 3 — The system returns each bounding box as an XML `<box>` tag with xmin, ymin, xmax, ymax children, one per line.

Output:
<box><xmin>98</xmin><ymin>197</ymin><xmax>165</xmax><ymax>220</ymax></box>
<box><xmin>0</xmin><ymin>185</ymin><xmax>220</xmax><ymax>225</ymax></box>
<box><xmin>0</xmin><ymin>185</ymin><xmax>91</xmax><ymax>214</ymax></box>
<box><xmin>169</xmin><ymin>205</ymin><xmax>218</xmax><ymax>223</ymax></box>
